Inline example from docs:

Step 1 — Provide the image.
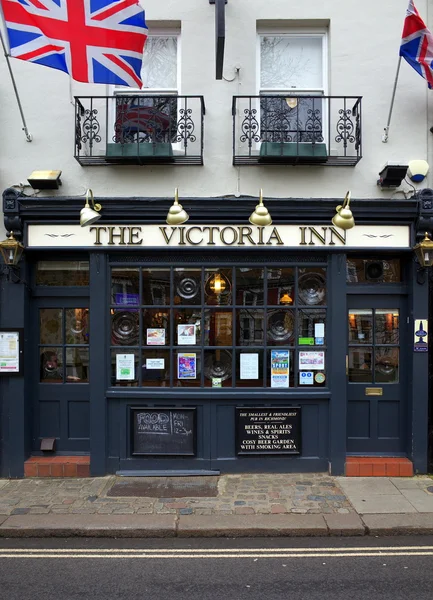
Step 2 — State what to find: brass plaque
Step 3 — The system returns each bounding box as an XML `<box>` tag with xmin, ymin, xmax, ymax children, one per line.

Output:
<box><xmin>365</xmin><ymin>387</ymin><xmax>383</xmax><ymax>396</ymax></box>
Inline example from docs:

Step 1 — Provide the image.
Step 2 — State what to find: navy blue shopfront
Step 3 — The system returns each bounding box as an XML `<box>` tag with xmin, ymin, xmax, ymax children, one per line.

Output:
<box><xmin>0</xmin><ymin>189</ymin><xmax>431</xmax><ymax>477</ymax></box>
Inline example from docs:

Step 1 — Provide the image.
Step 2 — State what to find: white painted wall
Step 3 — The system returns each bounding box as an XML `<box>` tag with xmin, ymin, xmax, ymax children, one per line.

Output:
<box><xmin>0</xmin><ymin>0</ymin><xmax>431</xmax><ymax>234</ymax></box>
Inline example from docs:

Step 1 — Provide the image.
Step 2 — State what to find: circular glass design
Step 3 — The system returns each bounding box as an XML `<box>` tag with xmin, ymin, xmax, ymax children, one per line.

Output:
<box><xmin>176</xmin><ymin>276</ymin><xmax>200</xmax><ymax>301</ymax></box>
<box><xmin>204</xmin><ymin>350</ymin><xmax>232</xmax><ymax>382</ymax></box>
<box><xmin>298</xmin><ymin>273</ymin><xmax>326</xmax><ymax>305</ymax></box>
<box><xmin>111</xmin><ymin>311</ymin><xmax>139</xmax><ymax>345</ymax></box>
<box><xmin>267</xmin><ymin>310</ymin><xmax>294</xmax><ymax>343</ymax></box>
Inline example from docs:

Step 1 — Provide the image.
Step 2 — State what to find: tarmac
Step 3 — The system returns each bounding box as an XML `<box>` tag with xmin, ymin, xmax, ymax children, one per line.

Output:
<box><xmin>0</xmin><ymin>473</ymin><xmax>432</xmax><ymax>538</ymax></box>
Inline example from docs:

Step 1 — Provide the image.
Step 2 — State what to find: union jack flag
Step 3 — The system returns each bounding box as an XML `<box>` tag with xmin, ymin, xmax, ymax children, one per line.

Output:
<box><xmin>400</xmin><ymin>0</ymin><xmax>433</xmax><ymax>88</ymax></box>
<box><xmin>0</xmin><ymin>0</ymin><xmax>148</xmax><ymax>88</ymax></box>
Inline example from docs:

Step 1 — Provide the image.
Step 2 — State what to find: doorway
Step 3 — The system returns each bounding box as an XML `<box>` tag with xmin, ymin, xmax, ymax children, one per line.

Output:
<box><xmin>347</xmin><ymin>295</ymin><xmax>407</xmax><ymax>455</ymax></box>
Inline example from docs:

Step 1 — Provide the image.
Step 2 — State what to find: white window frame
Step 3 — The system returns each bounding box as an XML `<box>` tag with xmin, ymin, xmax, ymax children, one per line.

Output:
<box><xmin>109</xmin><ymin>29</ymin><xmax>181</xmax><ymax>150</ymax></box>
<box><xmin>256</xmin><ymin>30</ymin><xmax>329</xmax><ymax>150</ymax></box>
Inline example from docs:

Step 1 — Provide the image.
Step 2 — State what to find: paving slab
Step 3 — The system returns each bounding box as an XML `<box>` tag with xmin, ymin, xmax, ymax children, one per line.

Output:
<box><xmin>399</xmin><ymin>489</ymin><xmax>433</xmax><ymax>512</ymax></box>
<box><xmin>362</xmin><ymin>513</ymin><xmax>433</xmax><ymax>535</ymax></box>
<box><xmin>348</xmin><ymin>494</ymin><xmax>418</xmax><ymax>514</ymax></box>
<box><xmin>177</xmin><ymin>514</ymin><xmax>329</xmax><ymax>537</ymax></box>
<box><xmin>336</xmin><ymin>477</ymin><xmax>400</xmax><ymax>496</ymax></box>
<box><xmin>390</xmin><ymin>477</ymin><xmax>432</xmax><ymax>490</ymax></box>
<box><xmin>0</xmin><ymin>514</ymin><xmax>176</xmax><ymax>538</ymax></box>
<box><xmin>323</xmin><ymin>514</ymin><xmax>366</xmax><ymax>536</ymax></box>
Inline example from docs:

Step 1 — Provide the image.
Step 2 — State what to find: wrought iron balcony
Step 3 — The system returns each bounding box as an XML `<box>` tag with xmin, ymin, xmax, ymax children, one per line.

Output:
<box><xmin>74</xmin><ymin>95</ymin><xmax>205</xmax><ymax>166</ymax></box>
<box><xmin>232</xmin><ymin>95</ymin><xmax>362</xmax><ymax>166</ymax></box>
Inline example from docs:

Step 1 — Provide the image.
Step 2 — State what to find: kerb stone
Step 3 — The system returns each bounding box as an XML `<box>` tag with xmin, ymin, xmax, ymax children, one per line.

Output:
<box><xmin>0</xmin><ymin>514</ymin><xmax>176</xmax><ymax>538</ymax></box>
<box><xmin>177</xmin><ymin>514</ymin><xmax>329</xmax><ymax>537</ymax></box>
<box><xmin>324</xmin><ymin>514</ymin><xmax>366</xmax><ymax>536</ymax></box>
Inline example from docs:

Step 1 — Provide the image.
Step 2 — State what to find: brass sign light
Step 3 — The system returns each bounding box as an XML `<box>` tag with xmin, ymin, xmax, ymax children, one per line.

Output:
<box><xmin>166</xmin><ymin>188</ymin><xmax>189</xmax><ymax>225</ymax></box>
<box><xmin>80</xmin><ymin>189</ymin><xmax>102</xmax><ymax>227</ymax></box>
<box><xmin>332</xmin><ymin>191</ymin><xmax>355</xmax><ymax>230</ymax></box>
<box><xmin>249</xmin><ymin>189</ymin><xmax>272</xmax><ymax>226</ymax></box>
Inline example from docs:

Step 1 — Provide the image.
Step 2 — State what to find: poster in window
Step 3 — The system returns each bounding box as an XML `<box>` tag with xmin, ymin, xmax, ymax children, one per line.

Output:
<box><xmin>177</xmin><ymin>324</ymin><xmax>196</xmax><ymax>345</ymax></box>
<box><xmin>178</xmin><ymin>353</ymin><xmax>197</xmax><ymax>379</ymax></box>
<box><xmin>271</xmin><ymin>349</ymin><xmax>290</xmax><ymax>388</ymax></box>
<box><xmin>147</xmin><ymin>328</ymin><xmax>166</xmax><ymax>346</ymax></box>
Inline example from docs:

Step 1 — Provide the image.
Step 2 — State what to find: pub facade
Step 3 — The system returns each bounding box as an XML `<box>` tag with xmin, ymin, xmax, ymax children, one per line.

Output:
<box><xmin>0</xmin><ymin>0</ymin><xmax>431</xmax><ymax>477</ymax></box>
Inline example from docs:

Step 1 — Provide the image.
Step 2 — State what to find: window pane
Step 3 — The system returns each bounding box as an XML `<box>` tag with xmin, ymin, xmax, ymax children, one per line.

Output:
<box><xmin>375</xmin><ymin>347</ymin><xmax>399</xmax><ymax>383</ymax></box>
<box><xmin>143</xmin><ymin>309</ymin><xmax>169</xmax><ymax>346</ymax></box>
<box><xmin>142</xmin><ymin>269</ymin><xmax>170</xmax><ymax>305</ymax></box>
<box><xmin>236</xmin><ymin>309</ymin><xmax>265</xmax><ymax>346</ymax></box>
<box><xmin>174</xmin><ymin>268</ymin><xmax>201</xmax><ymax>305</ymax></box>
<box><xmin>348</xmin><ymin>347</ymin><xmax>373</xmax><ymax>383</ymax></box>
<box><xmin>375</xmin><ymin>310</ymin><xmax>399</xmax><ymax>344</ymax></box>
<box><xmin>298</xmin><ymin>309</ymin><xmax>326</xmax><ymax>344</ymax></box>
<box><xmin>141</xmin><ymin>36</ymin><xmax>178</xmax><ymax>89</ymax></box>
<box><xmin>267</xmin><ymin>267</ymin><xmax>294</xmax><ymax>305</ymax></box>
<box><xmin>142</xmin><ymin>349</ymin><xmax>170</xmax><ymax>387</ymax></box>
<box><xmin>175</xmin><ymin>309</ymin><xmax>202</xmax><ymax>346</ymax></box>
<box><xmin>236</xmin><ymin>268</ymin><xmax>264</xmax><ymax>305</ymax></box>
<box><xmin>348</xmin><ymin>309</ymin><xmax>373</xmax><ymax>344</ymax></box>
<box><xmin>267</xmin><ymin>308</ymin><xmax>295</xmax><ymax>345</ymax></box>
<box><xmin>36</xmin><ymin>261</ymin><xmax>89</xmax><ymax>286</ymax></box>
<box><xmin>40</xmin><ymin>347</ymin><xmax>63</xmax><ymax>383</ymax></box>
<box><xmin>65</xmin><ymin>309</ymin><xmax>89</xmax><ymax>344</ymax></box>
<box><xmin>346</xmin><ymin>258</ymin><xmax>401</xmax><ymax>283</ymax></box>
<box><xmin>111</xmin><ymin>309</ymin><xmax>140</xmax><ymax>346</ymax></box>
<box><xmin>204</xmin><ymin>268</ymin><xmax>232</xmax><ymax>306</ymax></box>
<box><xmin>111</xmin><ymin>349</ymin><xmax>139</xmax><ymax>387</ymax></box>
<box><xmin>111</xmin><ymin>268</ymin><xmax>140</xmax><ymax>305</ymax></box>
<box><xmin>65</xmin><ymin>348</ymin><xmax>89</xmax><ymax>383</ymax></box>
<box><xmin>260</xmin><ymin>36</ymin><xmax>323</xmax><ymax>89</ymax></box>
<box><xmin>40</xmin><ymin>309</ymin><xmax>62</xmax><ymax>344</ymax></box>
<box><xmin>204</xmin><ymin>349</ymin><xmax>232</xmax><ymax>388</ymax></box>
<box><xmin>174</xmin><ymin>351</ymin><xmax>201</xmax><ymax>387</ymax></box>
<box><xmin>236</xmin><ymin>350</ymin><xmax>263</xmax><ymax>388</ymax></box>
<box><xmin>204</xmin><ymin>310</ymin><xmax>233</xmax><ymax>346</ymax></box>
<box><xmin>298</xmin><ymin>268</ymin><xmax>326</xmax><ymax>306</ymax></box>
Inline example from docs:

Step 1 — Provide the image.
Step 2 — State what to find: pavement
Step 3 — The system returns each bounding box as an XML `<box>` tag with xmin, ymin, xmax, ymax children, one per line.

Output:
<box><xmin>0</xmin><ymin>473</ymin><xmax>432</xmax><ymax>538</ymax></box>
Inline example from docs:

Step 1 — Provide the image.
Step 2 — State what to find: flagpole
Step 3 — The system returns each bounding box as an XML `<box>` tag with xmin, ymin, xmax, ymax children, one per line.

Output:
<box><xmin>0</xmin><ymin>29</ymin><xmax>32</xmax><ymax>142</ymax></box>
<box><xmin>382</xmin><ymin>56</ymin><xmax>402</xmax><ymax>143</ymax></box>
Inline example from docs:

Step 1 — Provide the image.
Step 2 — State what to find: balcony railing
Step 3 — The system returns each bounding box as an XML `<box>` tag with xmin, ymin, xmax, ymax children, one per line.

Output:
<box><xmin>74</xmin><ymin>95</ymin><xmax>205</xmax><ymax>166</ymax></box>
<box><xmin>232</xmin><ymin>95</ymin><xmax>362</xmax><ymax>166</ymax></box>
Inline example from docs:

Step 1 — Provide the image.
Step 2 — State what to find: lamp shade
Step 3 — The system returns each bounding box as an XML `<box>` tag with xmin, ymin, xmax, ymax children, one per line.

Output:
<box><xmin>166</xmin><ymin>188</ymin><xmax>189</xmax><ymax>225</ymax></box>
<box><xmin>249</xmin><ymin>189</ymin><xmax>272</xmax><ymax>226</ymax></box>
<box><xmin>332</xmin><ymin>191</ymin><xmax>354</xmax><ymax>230</ymax></box>
<box><xmin>0</xmin><ymin>232</ymin><xmax>25</xmax><ymax>266</ymax></box>
<box><xmin>80</xmin><ymin>189</ymin><xmax>102</xmax><ymax>227</ymax></box>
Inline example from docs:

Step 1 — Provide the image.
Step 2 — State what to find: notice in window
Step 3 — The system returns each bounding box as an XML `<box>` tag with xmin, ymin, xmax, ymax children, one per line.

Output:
<box><xmin>147</xmin><ymin>329</ymin><xmax>166</xmax><ymax>346</ymax></box>
<box><xmin>177</xmin><ymin>324</ymin><xmax>196</xmax><ymax>345</ymax></box>
<box><xmin>116</xmin><ymin>354</ymin><xmax>135</xmax><ymax>380</ymax></box>
<box><xmin>0</xmin><ymin>331</ymin><xmax>20</xmax><ymax>373</ymax></box>
<box><xmin>271</xmin><ymin>349</ymin><xmax>290</xmax><ymax>388</ymax></box>
<box><xmin>240</xmin><ymin>353</ymin><xmax>259</xmax><ymax>380</ymax></box>
<box><xmin>299</xmin><ymin>351</ymin><xmax>325</xmax><ymax>370</ymax></box>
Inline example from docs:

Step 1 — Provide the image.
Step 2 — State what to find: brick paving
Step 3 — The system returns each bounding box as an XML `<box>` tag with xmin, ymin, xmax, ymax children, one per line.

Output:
<box><xmin>0</xmin><ymin>474</ymin><xmax>354</xmax><ymax>517</ymax></box>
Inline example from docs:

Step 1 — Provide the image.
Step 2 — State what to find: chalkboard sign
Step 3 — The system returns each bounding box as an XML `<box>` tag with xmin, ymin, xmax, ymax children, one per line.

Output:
<box><xmin>131</xmin><ymin>408</ymin><xmax>196</xmax><ymax>456</ymax></box>
<box><xmin>236</xmin><ymin>407</ymin><xmax>301</xmax><ymax>455</ymax></box>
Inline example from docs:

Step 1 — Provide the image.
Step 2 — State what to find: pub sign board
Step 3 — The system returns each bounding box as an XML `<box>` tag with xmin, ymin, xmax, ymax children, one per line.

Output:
<box><xmin>236</xmin><ymin>407</ymin><xmax>301</xmax><ymax>455</ymax></box>
<box><xmin>131</xmin><ymin>408</ymin><xmax>196</xmax><ymax>456</ymax></box>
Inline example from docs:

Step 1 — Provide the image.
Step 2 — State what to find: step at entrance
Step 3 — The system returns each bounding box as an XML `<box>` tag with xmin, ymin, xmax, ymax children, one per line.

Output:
<box><xmin>24</xmin><ymin>456</ymin><xmax>90</xmax><ymax>478</ymax></box>
<box><xmin>346</xmin><ymin>456</ymin><xmax>413</xmax><ymax>477</ymax></box>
